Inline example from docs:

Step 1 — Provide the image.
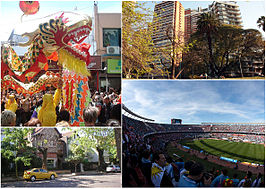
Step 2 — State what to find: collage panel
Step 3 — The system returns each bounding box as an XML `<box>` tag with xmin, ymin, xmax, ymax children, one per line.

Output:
<box><xmin>122</xmin><ymin>80</ymin><xmax>265</xmax><ymax>187</ymax></box>
<box><xmin>1</xmin><ymin>1</ymin><xmax>122</xmax><ymax>127</ymax></box>
<box><xmin>122</xmin><ymin>1</ymin><xmax>265</xmax><ymax>79</ymax></box>
<box><xmin>1</xmin><ymin>127</ymin><xmax>121</xmax><ymax>187</ymax></box>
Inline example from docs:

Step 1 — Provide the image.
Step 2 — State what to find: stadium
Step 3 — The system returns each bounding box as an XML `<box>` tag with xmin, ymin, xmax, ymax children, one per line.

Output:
<box><xmin>122</xmin><ymin>104</ymin><xmax>265</xmax><ymax>187</ymax></box>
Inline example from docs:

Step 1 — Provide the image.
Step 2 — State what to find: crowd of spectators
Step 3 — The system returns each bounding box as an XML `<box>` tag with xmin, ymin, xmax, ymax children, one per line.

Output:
<box><xmin>210</xmin><ymin>124</ymin><xmax>265</xmax><ymax>134</ymax></box>
<box><xmin>1</xmin><ymin>87</ymin><xmax>121</xmax><ymax>126</ymax></box>
<box><xmin>123</xmin><ymin>116</ymin><xmax>265</xmax><ymax>144</ymax></box>
<box><xmin>210</xmin><ymin>133</ymin><xmax>265</xmax><ymax>144</ymax></box>
<box><xmin>123</xmin><ymin>116</ymin><xmax>265</xmax><ymax>187</ymax></box>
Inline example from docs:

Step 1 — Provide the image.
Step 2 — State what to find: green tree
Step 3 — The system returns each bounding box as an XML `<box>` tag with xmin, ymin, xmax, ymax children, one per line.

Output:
<box><xmin>196</xmin><ymin>13</ymin><xmax>221</xmax><ymax>77</ymax></box>
<box><xmin>1</xmin><ymin>128</ymin><xmax>35</xmax><ymax>179</ymax></box>
<box><xmin>65</xmin><ymin>143</ymin><xmax>85</xmax><ymax>173</ymax></box>
<box><xmin>122</xmin><ymin>1</ymin><xmax>164</xmax><ymax>78</ymax></box>
<box><xmin>74</xmin><ymin>128</ymin><xmax>117</xmax><ymax>171</ymax></box>
<box><xmin>257</xmin><ymin>16</ymin><xmax>265</xmax><ymax>32</ymax></box>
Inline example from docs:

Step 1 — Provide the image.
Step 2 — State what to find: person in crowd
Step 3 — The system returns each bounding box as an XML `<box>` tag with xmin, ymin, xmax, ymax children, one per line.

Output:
<box><xmin>178</xmin><ymin>162</ymin><xmax>211</xmax><ymax>187</ymax></box>
<box><xmin>56</xmin><ymin>110</ymin><xmax>71</xmax><ymax>126</ymax></box>
<box><xmin>151</xmin><ymin>153</ymin><xmax>168</xmax><ymax>187</ymax></box>
<box><xmin>21</xmin><ymin>94</ymin><xmax>31</xmax><ymax>124</ymax></box>
<box><xmin>180</xmin><ymin>160</ymin><xmax>195</xmax><ymax>179</ymax></box>
<box><xmin>5</xmin><ymin>94</ymin><xmax>17</xmax><ymax>113</ymax></box>
<box><xmin>24</xmin><ymin>117</ymin><xmax>42</xmax><ymax>126</ymax></box>
<box><xmin>38</xmin><ymin>81</ymin><xmax>62</xmax><ymax>126</ymax></box>
<box><xmin>238</xmin><ymin>171</ymin><xmax>252</xmax><ymax>187</ymax></box>
<box><xmin>103</xmin><ymin>96</ymin><xmax>113</xmax><ymax>121</ymax></box>
<box><xmin>83</xmin><ymin>105</ymin><xmax>99</xmax><ymax>126</ymax></box>
<box><xmin>252</xmin><ymin>173</ymin><xmax>262</xmax><ymax>187</ymax></box>
<box><xmin>232</xmin><ymin>173</ymin><xmax>240</xmax><ymax>187</ymax></box>
<box><xmin>211</xmin><ymin>169</ymin><xmax>229</xmax><ymax>187</ymax></box>
<box><xmin>1</xmin><ymin>110</ymin><xmax>16</xmax><ymax>126</ymax></box>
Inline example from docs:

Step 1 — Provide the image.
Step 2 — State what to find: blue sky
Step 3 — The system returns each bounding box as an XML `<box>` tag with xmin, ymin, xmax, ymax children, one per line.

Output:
<box><xmin>142</xmin><ymin>1</ymin><xmax>265</xmax><ymax>33</ymax></box>
<box><xmin>123</xmin><ymin>80</ymin><xmax>265</xmax><ymax>124</ymax></box>
<box><xmin>0</xmin><ymin>1</ymin><xmax>122</xmax><ymax>41</ymax></box>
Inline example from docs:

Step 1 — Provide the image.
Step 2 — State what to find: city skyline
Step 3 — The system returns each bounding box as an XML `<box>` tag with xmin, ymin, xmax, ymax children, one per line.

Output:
<box><xmin>123</xmin><ymin>80</ymin><xmax>265</xmax><ymax>124</ymax></box>
<box><xmin>142</xmin><ymin>1</ymin><xmax>265</xmax><ymax>33</ymax></box>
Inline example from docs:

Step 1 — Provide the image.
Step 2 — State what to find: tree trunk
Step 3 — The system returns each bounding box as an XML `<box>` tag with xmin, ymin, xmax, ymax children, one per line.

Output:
<box><xmin>171</xmin><ymin>58</ymin><xmax>175</xmax><ymax>79</ymax></box>
<box><xmin>41</xmin><ymin>148</ymin><xmax>48</xmax><ymax>170</ymax></box>
<box><xmin>15</xmin><ymin>159</ymin><xmax>18</xmax><ymax>180</ymax></box>
<box><xmin>75</xmin><ymin>163</ymin><xmax>77</xmax><ymax>173</ymax></box>
<box><xmin>97</xmin><ymin>147</ymin><xmax>106</xmax><ymax>171</ymax></box>
<box><xmin>114</xmin><ymin>128</ymin><xmax>121</xmax><ymax>166</ymax></box>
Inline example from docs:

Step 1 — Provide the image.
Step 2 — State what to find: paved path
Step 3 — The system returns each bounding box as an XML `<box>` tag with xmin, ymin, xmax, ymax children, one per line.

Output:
<box><xmin>1</xmin><ymin>173</ymin><xmax>121</xmax><ymax>188</ymax></box>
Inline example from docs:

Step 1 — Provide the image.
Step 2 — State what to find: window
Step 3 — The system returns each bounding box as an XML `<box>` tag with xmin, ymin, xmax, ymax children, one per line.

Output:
<box><xmin>103</xmin><ymin>28</ymin><xmax>121</xmax><ymax>47</ymax></box>
<box><xmin>33</xmin><ymin>169</ymin><xmax>39</xmax><ymax>172</ymax></box>
<box><xmin>40</xmin><ymin>169</ymin><xmax>48</xmax><ymax>173</ymax></box>
<box><xmin>47</xmin><ymin>159</ymin><xmax>54</xmax><ymax>168</ymax></box>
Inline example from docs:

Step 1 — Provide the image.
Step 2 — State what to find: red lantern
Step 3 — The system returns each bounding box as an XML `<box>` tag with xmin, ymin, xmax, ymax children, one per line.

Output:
<box><xmin>19</xmin><ymin>1</ymin><xmax>40</xmax><ymax>15</ymax></box>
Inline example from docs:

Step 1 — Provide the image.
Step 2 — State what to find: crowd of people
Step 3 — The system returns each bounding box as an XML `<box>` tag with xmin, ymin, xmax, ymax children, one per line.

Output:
<box><xmin>210</xmin><ymin>124</ymin><xmax>265</xmax><ymax>134</ymax></box>
<box><xmin>123</xmin><ymin>116</ymin><xmax>265</xmax><ymax>144</ymax></box>
<box><xmin>123</xmin><ymin>115</ymin><xmax>265</xmax><ymax>187</ymax></box>
<box><xmin>1</xmin><ymin>86</ymin><xmax>121</xmax><ymax>126</ymax></box>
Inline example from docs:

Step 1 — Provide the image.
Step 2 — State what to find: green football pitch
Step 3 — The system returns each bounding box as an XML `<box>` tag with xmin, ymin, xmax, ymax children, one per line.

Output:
<box><xmin>180</xmin><ymin>139</ymin><xmax>265</xmax><ymax>164</ymax></box>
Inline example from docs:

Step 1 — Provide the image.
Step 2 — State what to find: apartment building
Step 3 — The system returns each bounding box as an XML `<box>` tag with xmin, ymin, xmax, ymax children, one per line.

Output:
<box><xmin>152</xmin><ymin>1</ymin><xmax>185</xmax><ymax>74</ymax></box>
<box><xmin>185</xmin><ymin>1</ymin><xmax>242</xmax><ymax>41</ymax></box>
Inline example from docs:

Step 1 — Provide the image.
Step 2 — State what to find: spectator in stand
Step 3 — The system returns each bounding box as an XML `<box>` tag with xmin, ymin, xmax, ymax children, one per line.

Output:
<box><xmin>252</xmin><ymin>173</ymin><xmax>262</xmax><ymax>187</ymax></box>
<box><xmin>151</xmin><ymin>153</ymin><xmax>168</xmax><ymax>187</ymax></box>
<box><xmin>140</xmin><ymin>150</ymin><xmax>152</xmax><ymax>186</ymax></box>
<box><xmin>83</xmin><ymin>105</ymin><xmax>99</xmax><ymax>126</ymax></box>
<box><xmin>178</xmin><ymin>162</ymin><xmax>211</xmax><ymax>187</ymax></box>
<box><xmin>180</xmin><ymin>160</ymin><xmax>195</xmax><ymax>180</ymax></box>
<box><xmin>232</xmin><ymin>173</ymin><xmax>239</xmax><ymax>187</ymax></box>
<box><xmin>1</xmin><ymin>110</ymin><xmax>16</xmax><ymax>126</ymax></box>
<box><xmin>238</xmin><ymin>171</ymin><xmax>252</xmax><ymax>187</ymax></box>
<box><xmin>211</xmin><ymin>169</ymin><xmax>229</xmax><ymax>187</ymax></box>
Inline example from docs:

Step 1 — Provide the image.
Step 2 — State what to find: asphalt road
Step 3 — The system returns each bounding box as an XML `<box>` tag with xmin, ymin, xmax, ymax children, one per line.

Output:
<box><xmin>1</xmin><ymin>173</ymin><xmax>121</xmax><ymax>188</ymax></box>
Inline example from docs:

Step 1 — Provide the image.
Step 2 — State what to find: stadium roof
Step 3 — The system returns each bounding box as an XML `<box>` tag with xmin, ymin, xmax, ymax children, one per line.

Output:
<box><xmin>122</xmin><ymin>104</ymin><xmax>154</xmax><ymax>122</ymax></box>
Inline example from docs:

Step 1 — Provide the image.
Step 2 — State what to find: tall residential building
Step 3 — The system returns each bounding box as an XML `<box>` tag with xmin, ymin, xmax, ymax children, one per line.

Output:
<box><xmin>209</xmin><ymin>1</ymin><xmax>242</xmax><ymax>27</ymax></box>
<box><xmin>152</xmin><ymin>1</ymin><xmax>185</xmax><ymax>68</ymax></box>
<box><xmin>185</xmin><ymin>1</ymin><xmax>242</xmax><ymax>41</ymax></box>
<box><xmin>185</xmin><ymin>7</ymin><xmax>209</xmax><ymax>41</ymax></box>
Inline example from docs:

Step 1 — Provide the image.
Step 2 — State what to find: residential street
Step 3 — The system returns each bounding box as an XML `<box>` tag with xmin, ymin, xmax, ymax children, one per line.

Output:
<box><xmin>1</xmin><ymin>173</ymin><xmax>121</xmax><ymax>188</ymax></box>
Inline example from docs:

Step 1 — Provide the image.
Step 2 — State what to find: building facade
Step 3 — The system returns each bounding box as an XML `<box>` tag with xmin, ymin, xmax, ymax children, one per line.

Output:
<box><xmin>28</xmin><ymin>128</ymin><xmax>66</xmax><ymax>169</ymax></box>
<box><xmin>209</xmin><ymin>1</ymin><xmax>242</xmax><ymax>27</ymax></box>
<box><xmin>93</xmin><ymin>2</ymin><xmax>121</xmax><ymax>92</ymax></box>
<box><xmin>185</xmin><ymin>1</ymin><xmax>242</xmax><ymax>42</ymax></box>
<box><xmin>152</xmin><ymin>1</ymin><xmax>185</xmax><ymax>77</ymax></box>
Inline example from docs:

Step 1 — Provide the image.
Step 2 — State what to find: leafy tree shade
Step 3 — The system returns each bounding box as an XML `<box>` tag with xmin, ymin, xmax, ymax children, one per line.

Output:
<box><xmin>65</xmin><ymin>143</ymin><xmax>85</xmax><ymax>173</ymax></box>
<box><xmin>196</xmin><ymin>13</ymin><xmax>220</xmax><ymax>77</ymax></box>
<box><xmin>257</xmin><ymin>16</ymin><xmax>265</xmax><ymax>32</ymax></box>
<box><xmin>1</xmin><ymin>128</ymin><xmax>35</xmax><ymax>179</ymax></box>
<box><xmin>183</xmin><ymin>17</ymin><xmax>265</xmax><ymax>78</ymax></box>
<box><xmin>74</xmin><ymin>128</ymin><xmax>117</xmax><ymax>171</ymax></box>
<box><xmin>122</xmin><ymin>1</ymin><xmax>164</xmax><ymax>78</ymax></box>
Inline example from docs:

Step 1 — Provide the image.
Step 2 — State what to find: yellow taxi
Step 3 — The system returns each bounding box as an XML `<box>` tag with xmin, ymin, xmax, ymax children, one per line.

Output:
<box><xmin>23</xmin><ymin>168</ymin><xmax>58</xmax><ymax>182</ymax></box>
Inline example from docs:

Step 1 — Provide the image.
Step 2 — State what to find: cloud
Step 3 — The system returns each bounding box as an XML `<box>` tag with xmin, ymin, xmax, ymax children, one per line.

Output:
<box><xmin>123</xmin><ymin>80</ymin><xmax>265</xmax><ymax>124</ymax></box>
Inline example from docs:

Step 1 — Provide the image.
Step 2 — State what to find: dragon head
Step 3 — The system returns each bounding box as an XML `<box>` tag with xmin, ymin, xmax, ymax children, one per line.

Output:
<box><xmin>39</xmin><ymin>16</ymin><xmax>92</xmax><ymax>62</ymax></box>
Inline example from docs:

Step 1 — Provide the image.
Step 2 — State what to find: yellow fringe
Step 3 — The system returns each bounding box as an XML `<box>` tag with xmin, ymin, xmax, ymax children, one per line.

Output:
<box><xmin>58</xmin><ymin>49</ymin><xmax>91</xmax><ymax>77</ymax></box>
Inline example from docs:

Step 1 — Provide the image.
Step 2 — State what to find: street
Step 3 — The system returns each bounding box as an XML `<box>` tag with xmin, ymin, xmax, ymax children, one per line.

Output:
<box><xmin>1</xmin><ymin>173</ymin><xmax>121</xmax><ymax>188</ymax></box>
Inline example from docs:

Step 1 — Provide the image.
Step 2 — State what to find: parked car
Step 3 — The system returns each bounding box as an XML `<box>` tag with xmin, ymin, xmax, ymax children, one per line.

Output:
<box><xmin>23</xmin><ymin>168</ymin><xmax>58</xmax><ymax>182</ymax></box>
<box><xmin>106</xmin><ymin>165</ymin><xmax>121</xmax><ymax>173</ymax></box>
